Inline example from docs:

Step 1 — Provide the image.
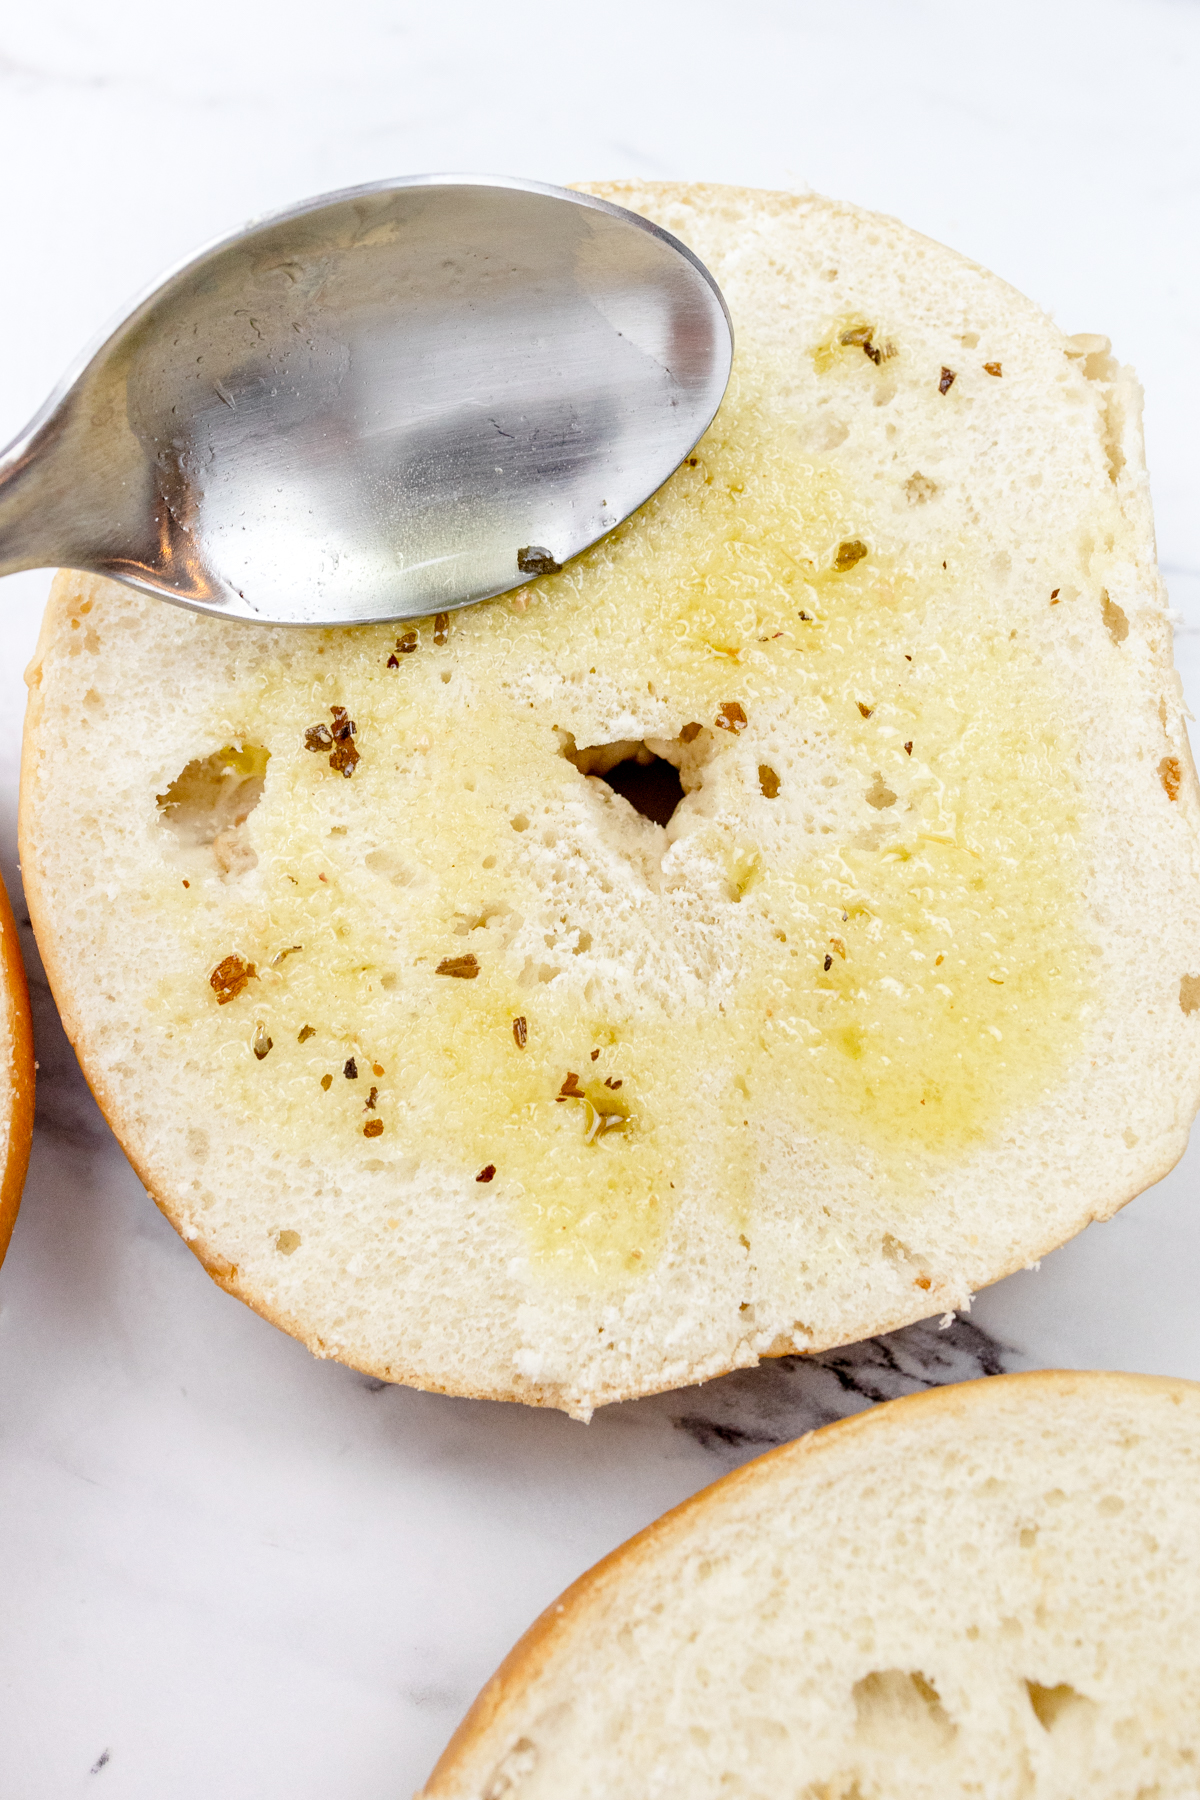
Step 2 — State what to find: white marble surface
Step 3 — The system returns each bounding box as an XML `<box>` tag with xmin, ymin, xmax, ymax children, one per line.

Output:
<box><xmin>1</xmin><ymin>3</ymin><xmax>1199</xmax><ymax>1793</ymax></box>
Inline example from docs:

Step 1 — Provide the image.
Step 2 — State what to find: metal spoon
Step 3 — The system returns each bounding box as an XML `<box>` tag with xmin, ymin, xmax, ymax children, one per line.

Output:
<box><xmin>0</xmin><ymin>175</ymin><xmax>732</xmax><ymax>627</ymax></box>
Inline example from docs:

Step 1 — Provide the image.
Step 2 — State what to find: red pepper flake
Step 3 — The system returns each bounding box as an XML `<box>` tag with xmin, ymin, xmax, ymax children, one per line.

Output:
<box><xmin>344</xmin><ymin>1057</ymin><xmax>358</xmax><ymax>1079</ymax></box>
<box><xmin>434</xmin><ymin>613</ymin><xmax>450</xmax><ymax>646</ymax></box>
<box><xmin>512</xmin><ymin>1016</ymin><xmax>528</xmax><ymax>1049</ymax></box>
<box><xmin>983</xmin><ymin>362</ymin><xmax>1002</xmax><ymax>377</ymax></box>
<box><xmin>386</xmin><ymin>654</ymin><xmax>399</xmax><ymax>669</ymax></box>
<box><xmin>915</xmin><ymin>1273</ymin><xmax>932</xmax><ymax>1290</ymax></box>
<box><xmin>758</xmin><ymin>765</ymin><xmax>780</xmax><ymax>799</ymax></box>
<box><xmin>395</xmin><ymin>631</ymin><xmax>418</xmax><ymax>654</ymax></box>
<box><xmin>364</xmin><ymin>1119</ymin><xmax>384</xmax><ymax>1138</ymax></box>
<box><xmin>365</xmin><ymin>1086</ymin><xmax>378</xmax><ymax>1110</ymax></box>
<box><xmin>320</xmin><ymin>1073</ymin><xmax>333</xmax><ymax>1091</ymax></box>
<box><xmin>298</xmin><ymin>1025</ymin><xmax>316</xmax><ymax>1042</ymax></box>
<box><xmin>939</xmin><ymin>367</ymin><xmax>956</xmax><ymax>394</ymax></box>
<box><xmin>182</xmin><ymin>880</ymin><xmax>190</xmax><ymax>888</ymax></box>
<box><xmin>210</xmin><ymin>955</ymin><xmax>256</xmax><ymax>1004</ymax></box>
<box><xmin>904</xmin><ymin>741</ymin><xmax>913</xmax><ymax>756</ymax></box>
<box><xmin>476</xmin><ymin>1164</ymin><xmax>496</xmax><ymax>1182</ymax></box>
<box><xmin>679</xmin><ymin>722</ymin><xmax>703</xmax><ymax>743</ymax></box>
<box><xmin>436</xmin><ymin>954</ymin><xmax>479</xmax><ymax>979</ymax></box>
<box><xmin>715</xmin><ymin>701</ymin><xmax>747</xmax><ymax>733</ymax></box>
<box><xmin>856</xmin><ymin>701</ymin><xmax>874</xmax><ymax>719</ymax></box>
<box><xmin>372</xmin><ymin>1062</ymin><xmax>384</xmax><ymax>1076</ymax></box>
<box><xmin>557</xmin><ymin>1072</ymin><xmax>585</xmax><ymax>1101</ymax></box>
<box><xmin>1160</xmin><ymin>756</ymin><xmax>1183</xmax><ymax>802</ymax></box>
<box><xmin>590</xmin><ymin>1048</ymin><xmax>600</xmax><ymax>1061</ymax></box>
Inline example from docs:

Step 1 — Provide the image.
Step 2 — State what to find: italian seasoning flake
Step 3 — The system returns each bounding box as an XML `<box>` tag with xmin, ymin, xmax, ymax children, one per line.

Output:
<box><xmin>395</xmin><ymin>631</ymin><xmax>418</xmax><ymax>654</ymax></box>
<box><xmin>433</xmin><ymin>612</ymin><xmax>450</xmax><ymax>645</ymax></box>
<box><xmin>344</xmin><ymin>1057</ymin><xmax>358</xmax><ymax>1079</ymax></box>
<box><xmin>320</xmin><ymin>1073</ymin><xmax>333</xmax><ymax>1091</ymax></box>
<box><xmin>834</xmin><ymin>538</ymin><xmax>869</xmax><ymax>571</ymax></box>
<box><xmin>939</xmin><ymin>366</ymin><xmax>956</xmax><ymax>394</ymax></box>
<box><xmin>210</xmin><ymin>954</ymin><xmax>256</xmax><ymax>1004</ymax></box>
<box><xmin>307</xmin><ymin>707</ymin><xmax>359</xmax><ymax>776</ymax></box>
<box><xmin>252</xmin><ymin>1023</ymin><xmax>273</xmax><ymax>1060</ymax></box>
<box><xmin>715</xmin><ymin>701</ymin><xmax>747</xmax><ymax>733</ymax></box>
<box><xmin>328</xmin><ymin>706</ymin><xmax>359</xmax><ymax>778</ymax></box>
<box><xmin>436</xmin><ymin>954</ymin><xmax>479</xmax><ymax>979</ymax></box>
<box><xmin>298</xmin><ymin>1025</ymin><xmax>316</xmax><ymax>1043</ymax></box>
<box><xmin>856</xmin><ymin>701</ymin><xmax>874</xmax><ymax>719</ymax></box>
<box><xmin>365</xmin><ymin>1086</ymin><xmax>378</xmax><ymax>1110</ymax></box>
<box><xmin>512</xmin><ymin>1015</ymin><xmax>528</xmax><ymax>1049</ymax></box>
<box><xmin>679</xmin><ymin>721</ymin><xmax>703</xmax><ymax>743</ymax></box>
<box><xmin>984</xmin><ymin>361</ymin><xmax>1002</xmax><ymax>377</ymax></box>
<box><xmin>557</xmin><ymin>1072</ymin><xmax>585</xmax><ymax>1101</ymax></box>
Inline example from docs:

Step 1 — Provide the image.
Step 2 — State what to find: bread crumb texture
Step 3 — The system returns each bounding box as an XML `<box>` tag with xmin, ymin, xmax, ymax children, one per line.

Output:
<box><xmin>421</xmin><ymin>1373</ymin><xmax>1200</xmax><ymax>1798</ymax></box>
<box><xmin>19</xmin><ymin>184</ymin><xmax>1200</xmax><ymax>1412</ymax></box>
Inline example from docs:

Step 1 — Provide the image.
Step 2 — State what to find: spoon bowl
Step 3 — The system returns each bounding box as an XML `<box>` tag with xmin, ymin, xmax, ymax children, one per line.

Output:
<box><xmin>0</xmin><ymin>176</ymin><xmax>732</xmax><ymax>626</ymax></box>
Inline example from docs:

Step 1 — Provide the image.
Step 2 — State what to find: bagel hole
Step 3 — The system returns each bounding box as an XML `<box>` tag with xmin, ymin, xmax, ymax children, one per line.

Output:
<box><xmin>563</xmin><ymin>735</ymin><xmax>685</xmax><ymax>828</ymax></box>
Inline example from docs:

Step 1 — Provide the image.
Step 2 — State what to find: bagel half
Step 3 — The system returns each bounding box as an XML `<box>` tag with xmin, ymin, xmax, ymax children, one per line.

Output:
<box><xmin>19</xmin><ymin>183</ymin><xmax>1200</xmax><ymax>1414</ymax></box>
<box><xmin>0</xmin><ymin>870</ymin><xmax>33</xmax><ymax>1266</ymax></box>
<box><xmin>422</xmin><ymin>1371</ymin><xmax>1200</xmax><ymax>1798</ymax></box>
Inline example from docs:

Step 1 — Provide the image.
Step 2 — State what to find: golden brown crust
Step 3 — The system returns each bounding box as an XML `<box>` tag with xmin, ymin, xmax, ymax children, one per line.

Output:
<box><xmin>0</xmin><ymin>869</ymin><xmax>34</xmax><ymax>1267</ymax></box>
<box><xmin>421</xmin><ymin>1370</ymin><xmax>1200</xmax><ymax>1795</ymax></box>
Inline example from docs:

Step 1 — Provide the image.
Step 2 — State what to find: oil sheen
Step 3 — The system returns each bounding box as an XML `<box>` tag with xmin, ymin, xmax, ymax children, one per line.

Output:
<box><xmin>141</xmin><ymin>360</ymin><xmax>1093</xmax><ymax>1287</ymax></box>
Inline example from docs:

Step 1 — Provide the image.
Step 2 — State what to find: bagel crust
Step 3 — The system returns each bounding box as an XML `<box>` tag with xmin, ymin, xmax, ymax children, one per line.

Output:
<box><xmin>0</xmin><ymin>871</ymin><xmax>33</xmax><ymax>1267</ymax></box>
<box><xmin>18</xmin><ymin>184</ymin><xmax>1200</xmax><ymax>1414</ymax></box>
<box><xmin>422</xmin><ymin>1372</ymin><xmax>1200</xmax><ymax>1798</ymax></box>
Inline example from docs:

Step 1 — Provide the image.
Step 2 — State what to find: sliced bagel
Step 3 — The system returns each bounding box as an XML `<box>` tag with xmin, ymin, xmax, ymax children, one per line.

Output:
<box><xmin>0</xmin><ymin>870</ymin><xmax>33</xmax><ymax>1266</ymax></box>
<box><xmin>422</xmin><ymin>1371</ymin><xmax>1200</xmax><ymax>1798</ymax></box>
<box><xmin>19</xmin><ymin>183</ymin><xmax>1200</xmax><ymax>1415</ymax></box>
